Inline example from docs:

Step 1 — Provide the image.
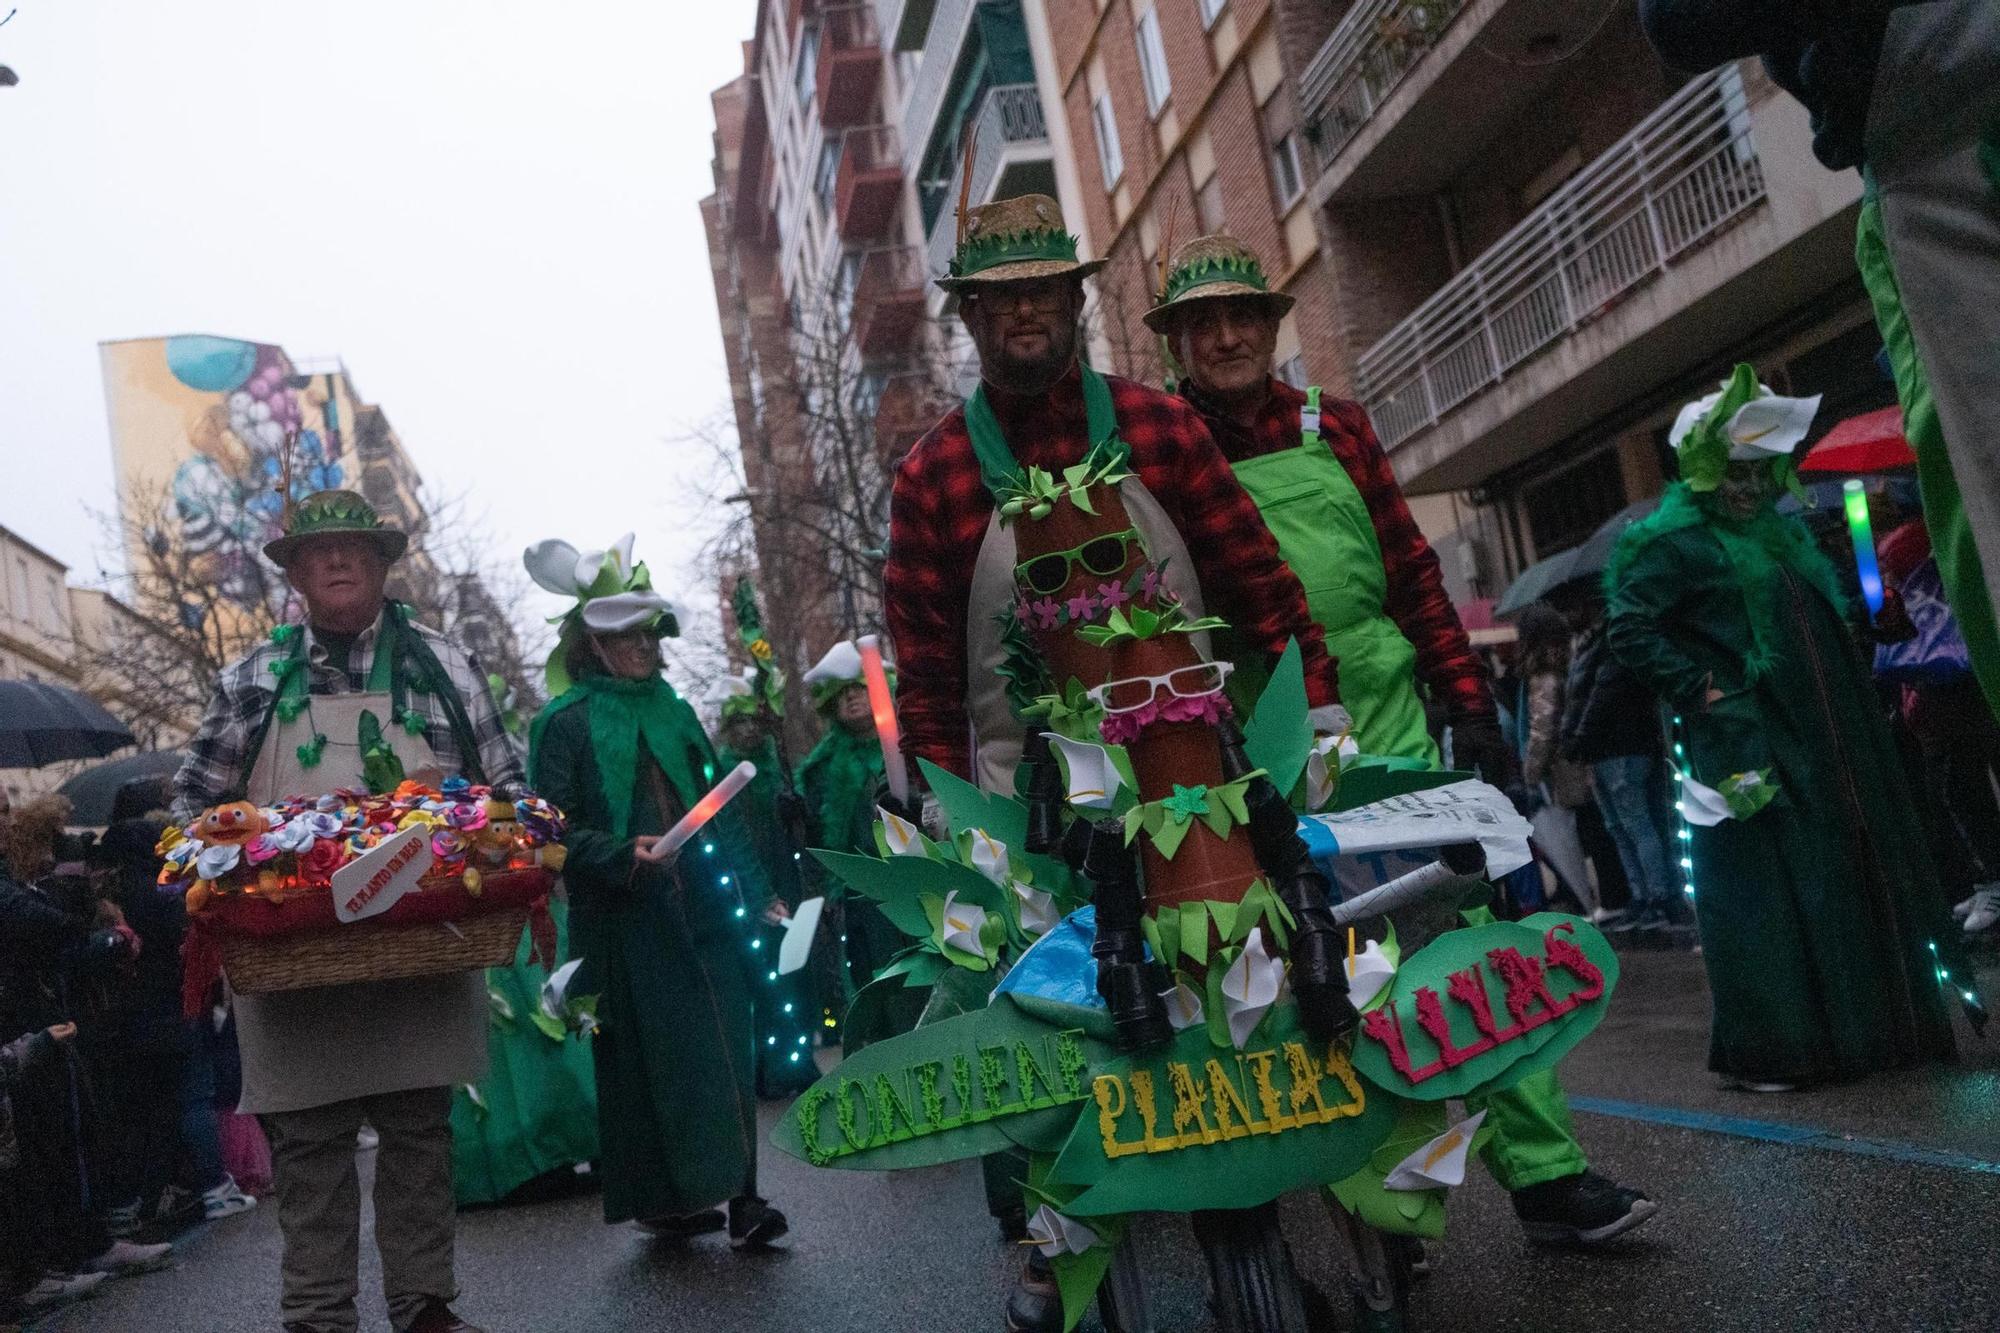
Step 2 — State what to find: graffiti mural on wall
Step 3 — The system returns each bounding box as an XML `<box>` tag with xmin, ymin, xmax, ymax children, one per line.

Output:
<box><xmin>105</xmin><ymin>334</ymin><xmax>353</xmax><ymax>619</ymax></box>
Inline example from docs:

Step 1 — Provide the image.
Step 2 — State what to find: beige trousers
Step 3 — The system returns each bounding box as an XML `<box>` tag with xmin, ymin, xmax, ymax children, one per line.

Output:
<box><xmin>263</xmin><ymin>1085</ymin><xmax>457</xmax><ymax>1333</ymax></box>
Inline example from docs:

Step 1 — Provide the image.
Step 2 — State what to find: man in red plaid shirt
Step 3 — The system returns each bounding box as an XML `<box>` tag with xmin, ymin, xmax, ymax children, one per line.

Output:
<box><xmin>884</xmin><ymin>197</ymin><xmax>1346</xmax><ymax>788</ymax></box>
<box><xmin>1151</xmin><ymin>232</ymin><xmax>1658</xmax><ymax>1255</ymax></box>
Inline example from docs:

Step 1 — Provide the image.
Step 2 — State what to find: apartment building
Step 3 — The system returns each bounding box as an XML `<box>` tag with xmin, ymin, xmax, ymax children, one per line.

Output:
<box><xmin>1274</xmin><ymin>0</ymin><xmax>1888</xmax><ymax>598</ymax></box>
<box><xmin>702</xmin><ymin>0</ymin><xmax>1090</xmax><ymax>675</ymax></box>
<box><xmin>1037</xmin><ymin>0</ymin><xmax>1339</xmax><ymax>388</ymax></box>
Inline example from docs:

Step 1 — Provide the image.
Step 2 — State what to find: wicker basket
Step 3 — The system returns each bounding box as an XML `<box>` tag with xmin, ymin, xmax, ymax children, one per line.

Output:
<box><xmin>219</xmin><ymin>906</ymin><xmax>530</xmax><ymax>995</ymax></box>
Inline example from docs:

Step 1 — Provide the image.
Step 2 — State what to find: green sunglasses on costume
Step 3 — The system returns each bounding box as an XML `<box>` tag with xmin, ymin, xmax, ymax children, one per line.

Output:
<box><xmin>1016</xmin><ymin>529</ymin><xmax>1141</xmax><ymax>597</ymax></box>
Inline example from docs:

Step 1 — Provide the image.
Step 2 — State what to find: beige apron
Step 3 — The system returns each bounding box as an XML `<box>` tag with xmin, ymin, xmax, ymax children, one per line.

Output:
<box><xmin>963</xmin><ymin>477</ymin><xmax>1211</xmax><ymax>794</ymax></box>
<box><xmin>233</xmin><ymin>693</ymin><xmax>487</xmax><ymax>1115</ymax></box>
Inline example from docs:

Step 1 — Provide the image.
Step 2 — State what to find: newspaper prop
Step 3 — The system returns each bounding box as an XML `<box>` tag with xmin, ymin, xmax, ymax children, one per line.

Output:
<box><xmin>1300</xmin><ymin>780</ymin><xmax>1532</xmax><ymax>898</ymax></box>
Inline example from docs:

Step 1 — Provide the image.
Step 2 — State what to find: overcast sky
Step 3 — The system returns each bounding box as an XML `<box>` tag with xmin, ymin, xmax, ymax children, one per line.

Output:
<box><xmin>0</xmin><ymin>0</ymin><xmax>754</xmax><ymax>666</ymax></box>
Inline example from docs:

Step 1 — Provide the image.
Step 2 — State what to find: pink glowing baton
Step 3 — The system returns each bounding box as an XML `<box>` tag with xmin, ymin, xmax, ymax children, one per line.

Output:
<box><xmin>857</xmin><ymin>635</ymin><xmax>909</xmax><ymax>805</ymax></box>
<box><xmin>650</xmin><ymin>760</ymin><xmax>757</xmax><ymax>859</ymax></box>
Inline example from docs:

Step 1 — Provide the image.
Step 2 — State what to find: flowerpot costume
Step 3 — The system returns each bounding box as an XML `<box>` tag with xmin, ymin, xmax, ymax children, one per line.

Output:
<box><xmin>521</xmin><ymin>537</ymin><xmax>779</xmax><ymax>1231</ymax></box>
<box><xmin>1604</xmin><ymin>369</ymin><xmax>1980</xmax><ymax>1083</ymax></box>
<box><xmin>1153</xmin><ymin>234</ymin><xmax>1640</xmax><ymax>1226</ymax></box>
<box><xmin>780</xmin><ymin>201</ymin><xmax>1630</xmax><ymax>1333</ymax></box>
<box><xmin>713</xmin><ymin>673</ymin><xmax>821</xmax><ymax>1097</ymax></box>
<box><xmin>173</xmin><ymin>490</ymin><xmax>523</xmax><ymax>1333</ymax></box>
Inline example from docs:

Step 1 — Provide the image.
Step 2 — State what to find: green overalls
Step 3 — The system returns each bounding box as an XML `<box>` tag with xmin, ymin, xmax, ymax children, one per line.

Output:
<box><xmin>1227</xmin><ymin>387</ymin><xmax>1586</xmax><ymax>1196</ymax></box>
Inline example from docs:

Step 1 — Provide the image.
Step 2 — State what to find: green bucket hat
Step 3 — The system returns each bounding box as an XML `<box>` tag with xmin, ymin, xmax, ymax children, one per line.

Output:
<box><xmin>937</xmin><ymin>194</ymin><xmax>1107</xmax><ymax>293</ymax></box>
<box><xmin>1142</xmin><ymin>233</ymin><xmax>1295</xmax><ymax>335</ymax></box>
<box><xmin>263</xmin><ymin>489</ymin><xmax>409</xmax><ymax>567</ymax></box>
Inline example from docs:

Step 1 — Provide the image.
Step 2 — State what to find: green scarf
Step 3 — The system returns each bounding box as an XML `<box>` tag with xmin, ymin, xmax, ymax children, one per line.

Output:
<box><xmin>797</xmin><ymin>724</ymin><xmax>883</xmax><ymax>854</ymax></box>
<box><xmin>530</xmin><ymin>674</ymin><xmax>710</xmax><ymax>840</ymax></box>
<box><xmin>1607</xmin><ymin>482</ymin><xmax>1849</xmax><ymax>684</ymax></box>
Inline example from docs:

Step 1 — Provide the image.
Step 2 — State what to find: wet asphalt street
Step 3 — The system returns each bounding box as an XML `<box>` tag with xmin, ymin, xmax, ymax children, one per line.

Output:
<box><xmin>34</xmin><ymin>949</ymin><xmax>2000</xmax><ymax>1333</ymax></box>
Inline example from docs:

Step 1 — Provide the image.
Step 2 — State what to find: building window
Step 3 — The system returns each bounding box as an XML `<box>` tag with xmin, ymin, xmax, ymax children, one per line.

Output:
<box><xmin>1091</xmin><ymin>93</ymin><xmax>1125</xmax><ymax>188</ymax></box>
<box><xmin>1269</xmin><ymin>129</ymin><xmax>1304</xmax><ymax>209</ymax></box>
<box><xmin>815</xmin><ymin>135</ymin><xmax>842</xmax><ymax>211</ymax></box>
<box><xmin>1135</xmin><ymin>10</ymin><xmax>1172</xmax><ymax>117</ymax></box>
<box><xmin>793</xmin><ymin>22</ymin><xmax>820</xmax><ymax>110</ymax></box>
<box><xmin>1196</xmin><ymin>175</ymin><xmax>1225</xmax><ymax>232</ymax></box>
<box><xmin>1198</xmin><ymin>0</ymin><xmax>1227</xmax><ymax>28</ymax></box>
<box><xmin>1276</xmin><ymin>353</ymin><xmax>1307</xmax><ymax>390</ymax></box>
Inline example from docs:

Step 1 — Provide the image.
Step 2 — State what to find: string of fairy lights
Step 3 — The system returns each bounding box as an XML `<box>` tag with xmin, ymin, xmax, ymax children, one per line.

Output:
<box><xmin>690</xmin><ymin>837</ymin><xmax>822</xmax><ymax>1081</ymax></box>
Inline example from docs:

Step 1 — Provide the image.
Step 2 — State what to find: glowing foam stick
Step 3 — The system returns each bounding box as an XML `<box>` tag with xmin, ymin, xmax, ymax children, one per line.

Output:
<box><xmin>1843</xmin><ymin>479</ymin><xmax>1884</xmax><ymax>615</ymax></box>
<box><xmin>857</xmin><ymin>634</ymin><xmax>909</xmax><ymax>805</ymax></box>
<box><xmin>650</xmin><ymin>761</ymin><xmax>757</xmax><ymax>859</ymax></box>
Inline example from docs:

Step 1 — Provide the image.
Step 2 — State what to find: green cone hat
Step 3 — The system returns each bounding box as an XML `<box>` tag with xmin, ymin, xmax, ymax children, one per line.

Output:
<box><xmin>263</xmin><ymin>489</ymin><xmax>408</xmax><ymax>567</ymax></box>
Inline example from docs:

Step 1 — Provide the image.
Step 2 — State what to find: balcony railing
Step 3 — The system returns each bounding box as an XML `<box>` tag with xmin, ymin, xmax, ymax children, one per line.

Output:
<box><xmin>852</xmin><ymin>246</ymin><xmax>928</xmax><ymax>355</ymax></box>
<box><xmin>835</xmin><ymin>124</ymin><xmax>905</xmax><ymax>238</ymax></box>
<box><xmin>1298</xmin><ymin>0</ymin><xmax>1469</xmax><ymax>164</ymax></box>
<box><xmin>900</xmin><ymin>0</ymin><xmax>974</xmax><ymax>154</ymax></box>
<box><xmin>921</xmin><ymin>84</ymin><xmax>1051</xmax><ymax>283</ymax></box>
<box><xmin>817</xmin><ymin>4</ymin><xmax>883</xmax><ymax>128</ymax></box>
<box><xmin>1357</xmin><ymin>68</ymin><xmax>1767</xmax><ymax>451</ymax></box>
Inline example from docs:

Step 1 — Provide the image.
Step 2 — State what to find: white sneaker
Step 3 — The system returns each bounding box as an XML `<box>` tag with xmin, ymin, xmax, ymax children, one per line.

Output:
<box><xmin>83</xmin><ymin>1238</ymin><xmax>173</xmax><ymax>1277</ymax></box>
<box><xmin>1963</xmin><ymin>885</ymin><xmax>2000</xmax><ymax>934</ymax></box>
<box><xmin>357</xmin><ymin>1125</ymin><xmax>380</xmax><ymax>1151</ymax></box>
<box><xmin>202</xmin><ymin>1174</ymin><xmax>257</xmax><ymax>1220</ymax></box>
<box><xmin>22</xmin><ymin>1270</ymin><xmax>108</xmax><ymax>1308</ymax></box>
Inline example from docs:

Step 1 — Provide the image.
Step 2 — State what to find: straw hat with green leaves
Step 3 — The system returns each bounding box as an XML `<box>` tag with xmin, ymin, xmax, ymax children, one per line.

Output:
<box><xmin>1143</xmin><ymin>233</ymin><xmax>1295</xmax><ymax>335</ymax></box>
<box><xmin>937</xmin><ymin>193</ymin><xmax>1106</xmax><ymax>292</ymax></box>
<box><xmin>263</xmin><ymin>489</ymin><xmax>409</xmax><ymax>568</ymax></box>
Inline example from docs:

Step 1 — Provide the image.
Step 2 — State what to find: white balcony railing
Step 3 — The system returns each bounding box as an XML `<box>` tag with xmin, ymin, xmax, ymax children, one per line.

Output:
<box><xmin>1298</xmin><ymin>0</ymin><xmax>1469</xmax><ymax>163</ymax></box>
<box><xmin>922</xmin><ymin>84</ymin><xmax>1050</xmax><ymax>281</ymax></box>
<box><xmin>1358</xmin><ymin>67</ymin><xmax>1767</xmax><ymax>451</ymax></box>
<box><xmin>900</xmin><ymin>0</ymin><xmax>975</xmax><ymax>157</ymax></box>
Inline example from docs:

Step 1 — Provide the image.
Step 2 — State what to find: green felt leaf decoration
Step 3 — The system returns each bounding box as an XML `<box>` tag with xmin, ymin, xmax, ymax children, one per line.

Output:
<box><xmin>1720</xmin><ymin>768</ymin><xmax>1780</xmax><ymax>819</ymax></box>
<box><xmin>357</xmin><ymin>709</ymin><xmax>406</xmax><ymax>796</ymax></box>
<box><xmin>1180</xmin><ymin>901</ymin><xmax>1210</xmax><ymax>967</ymax></box>
<box><xmin>530</xmin><ymin>1010</ymin><xmax>568</xmax><ymax>1043</ymax></box>
<box><xmin>1243</xmin><ymin>639</ymin><xmax>1310</xmax><ymax>797</ymax></box>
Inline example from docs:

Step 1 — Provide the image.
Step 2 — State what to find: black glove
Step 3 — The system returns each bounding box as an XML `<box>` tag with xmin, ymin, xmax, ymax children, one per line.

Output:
<box><xmin>1452</xmin><ymin>718</ymin><xmax>1528</xmax><ymax>812</ymax></box>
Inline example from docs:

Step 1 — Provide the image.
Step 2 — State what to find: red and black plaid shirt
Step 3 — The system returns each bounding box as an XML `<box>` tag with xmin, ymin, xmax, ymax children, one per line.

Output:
<box><xmin>885</xmin><ymin>366</ymin><xmax>1341</xmax><ymax>778</ymax></box>
<box><xmin>1182</xmin><ymin>377</ymin><xmax>1495</xmax><ymax>727</ymax></box>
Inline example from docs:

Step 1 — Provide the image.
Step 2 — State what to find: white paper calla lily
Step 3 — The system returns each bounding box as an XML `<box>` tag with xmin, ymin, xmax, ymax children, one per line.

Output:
<box><xmin>965</xmin><ymin>829</ymin><xmax>1011</xmax><ymax>885</ymax></box>
<box><xmin>1344</xmin><ymin>939</ymin><xmax>1397</xmax><ymax>1011</ymax></box>
<box><xmin>1677</xmin><ymin>773</ymin><xmax>1733</xmax><ymax>827</ymax></box>
<box><xmin>1303</xmin><ymin>733</ymin><xmax>1357</xmax><ymax>811</ymax></box>
<box><xmin>1382</xmin><ymin>1110</ymin><xmax>1487</xmax><ymax>1191</ymax></box>
<box><xmin>1047</xmin><ymin>733</ymin><xmax>1125</xmax><ymax>811</ymax></box>
<box><xmin>878</xmin><ymin>806</ymin><xmax>926</xmax><ymax>856</ymax></box>
<box><xmin>1220</xmin><ymin>930</ymin><xmax>1284</xmax><ymax>1048</ymax></box>
<box><xmin>524</xmin><ymin>539</ymin><xmax>586</xmax><ymax>596</ymax></box>
<box><xmin>1161</xmin><ymin>978</ymin><xmax>1205</xmax><ymax>1030</ymax></box>
<box><xmin>1024</xmin><ymin>1203</ymin><xmax>1100</xmax><ymax>1258</ymax></box>
<box><xmin>1012</xmin><ymin>880</ymin><xmax>1058</xmax><ymax>936</ymax></box>
<box><xmin>939</xmin><ymin>890</ymin><xmax>989</xmax><ymax>957</ymax></box>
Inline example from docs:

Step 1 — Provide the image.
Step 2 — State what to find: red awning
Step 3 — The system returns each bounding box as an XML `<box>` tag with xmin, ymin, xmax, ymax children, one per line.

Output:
<box><xmin>1798</xmin><ymin>406</ymin><xmax>1915</xmax><ymax>475</ymax></box>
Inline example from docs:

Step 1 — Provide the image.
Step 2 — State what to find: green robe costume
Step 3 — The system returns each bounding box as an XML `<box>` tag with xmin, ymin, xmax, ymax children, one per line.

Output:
<box><xmin>1605</xmin><ymin>484</ymin><xmax>1960</xmax><ymax>1082</ymax></box>
<box><xmin>450</xmin><ymin>898</ymin><xmax>600</xmax><ymax>1205</ymax></box>
<box><xmin>529</xmin><ymin>675</ymin><xmax>772</xmax><ymax>1223</ymax></box>
<box><xmin>719</xmin><ymin>737</ymin><xmax>820</xmax><ymax>1097</ymax></box>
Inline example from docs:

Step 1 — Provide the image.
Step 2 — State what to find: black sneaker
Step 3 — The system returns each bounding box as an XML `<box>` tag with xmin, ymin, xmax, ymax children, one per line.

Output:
<box><xmin>728</xmin><ymin>1195</ymin><xmax>788</xmax><ymax>1249</ymax></box>
<box><xmin>637</xmin><ymin>1208</ymin><xmax>725</xmax><ymax>1238</ymax></box>
<box><xmin>1511</xmin><ymin>1170</ymin><xmax>1657</xmax><ymax>1247</ymax></box>
<box><xmin>1004</xmin><ymin>1251</ymin><xmax>1062</xmax><ymax>1333</ymax></box>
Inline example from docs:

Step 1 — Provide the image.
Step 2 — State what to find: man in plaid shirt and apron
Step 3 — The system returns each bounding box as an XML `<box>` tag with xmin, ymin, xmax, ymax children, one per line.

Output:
<box><xmin>174</xmin><ymin>490</ymin><xmax>520</xmax><ymax>1333</ymax></box>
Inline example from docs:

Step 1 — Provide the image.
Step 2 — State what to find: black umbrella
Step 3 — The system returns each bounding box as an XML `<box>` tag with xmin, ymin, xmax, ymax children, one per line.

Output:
<box><xmin>0</xmin><ymin>679</ymin><xmax>136</xmax><ymax>768</ymax></box>
<box><xmin>1496</xmin><ymin>547</ymin><xmax>1582</xmax><ymax>618</ymax></box>
<box><xmin>56</xmin><ymin>749</ymin><xmax>188</xmax><ymax>826</ymax></box>
<box><xmin>1569</xmin><ymin>497</ymin><xmax>1664</xmax><ymax>580</ymax></box>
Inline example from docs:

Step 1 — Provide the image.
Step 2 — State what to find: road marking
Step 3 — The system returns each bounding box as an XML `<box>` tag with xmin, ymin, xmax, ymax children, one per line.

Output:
<box><xmin>1568</xmin><ymin>1096</ymin><xmax>2000</xmax><ymax>1176</ymax></box>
